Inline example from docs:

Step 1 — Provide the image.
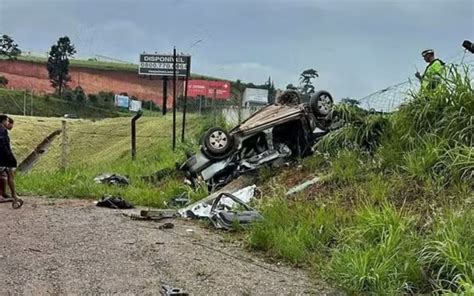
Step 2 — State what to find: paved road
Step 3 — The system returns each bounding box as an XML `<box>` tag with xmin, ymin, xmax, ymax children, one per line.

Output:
<box><xmin>0</xmin><ymin>197</ymin><xmax>336</xmax><ymax>295</ymax></box>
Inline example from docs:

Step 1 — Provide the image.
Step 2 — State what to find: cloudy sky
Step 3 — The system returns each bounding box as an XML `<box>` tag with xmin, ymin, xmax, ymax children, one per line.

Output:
<box><xmin>1</xmin><ymin>0</ymin><xmax>473</xmax><ymax>99</ymax></box>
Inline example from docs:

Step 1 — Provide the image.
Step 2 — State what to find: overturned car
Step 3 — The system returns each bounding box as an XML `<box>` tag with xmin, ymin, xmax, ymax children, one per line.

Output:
<box><xmin>180</xmin><ymin>90</ymin><xmax>334</xmax><ymax>188</ymax></box>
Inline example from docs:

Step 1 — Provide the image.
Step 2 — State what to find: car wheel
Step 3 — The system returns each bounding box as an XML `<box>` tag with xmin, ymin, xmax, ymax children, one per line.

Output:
<box><xmin>310</xmin><ymin>91</ymin><xmax>333</xmax><ymax>117</ymax></box>
<box><xmin>202</xmin><ymin>127</ymin><xmax>234</xmax><ymax>159</ymax></box>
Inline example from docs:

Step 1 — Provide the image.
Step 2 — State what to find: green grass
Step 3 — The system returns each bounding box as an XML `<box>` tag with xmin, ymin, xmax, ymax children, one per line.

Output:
<box><xmin>246</xmin><ymin>68</ymin><xmax>474</xmax><ymax>294</ymax></box>
<box><xmin>13</xmin><ymin>113</ymin><xmax>208</xmax><ymax>207</ymax></box>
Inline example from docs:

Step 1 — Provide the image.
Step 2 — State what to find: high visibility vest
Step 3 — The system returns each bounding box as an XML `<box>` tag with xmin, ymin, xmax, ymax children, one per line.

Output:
<box><xmin>421</xmin><ymin>59</ymin><xmax>445</xmax><ymax>91</ymax></box>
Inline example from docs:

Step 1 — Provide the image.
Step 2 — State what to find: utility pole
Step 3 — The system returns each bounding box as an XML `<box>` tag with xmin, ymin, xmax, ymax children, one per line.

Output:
<box><xmin>172</xmin><ymin>47</ymin><xmax>177</xmax><ymax>151</ymax></box>
<box><xmin>181</xmin><ymin>56</ymin><xmax>190</xmax><ymax>142</ymax></box>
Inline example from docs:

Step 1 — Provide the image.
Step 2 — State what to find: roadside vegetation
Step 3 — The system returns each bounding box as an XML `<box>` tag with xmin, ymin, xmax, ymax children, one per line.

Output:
<box><xmin>14</xmin><ymin>114</ymin><xmax>214</xmax><ymax>207</ymax></box>
<box><xmin>248</xmin><ymin>67</ymin><xmax>473</xmax><ymax>294</ymax></box>
<box><xmin>7</xmin><ymin>49</ymin><xmax>472</xmax><ymax>293</ymax></box>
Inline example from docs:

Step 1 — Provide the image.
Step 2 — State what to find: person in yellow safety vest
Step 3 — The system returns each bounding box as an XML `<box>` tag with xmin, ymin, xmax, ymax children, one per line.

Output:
<box><xmin>415</xmin><ymin>49</ymin><xmax>446</xmax><ymax>91</ymax></box>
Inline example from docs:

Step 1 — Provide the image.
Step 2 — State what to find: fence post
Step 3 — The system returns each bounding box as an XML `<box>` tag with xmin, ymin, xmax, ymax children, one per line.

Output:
<box><xmin>60</xmin><ymin>120</ymin><xmax>67</xmax><ymax>170</ymax></box>
<box><xmin>131</xmin><ymin>111</ymin><xmax>143</xmax><ymax>160</ymax></box>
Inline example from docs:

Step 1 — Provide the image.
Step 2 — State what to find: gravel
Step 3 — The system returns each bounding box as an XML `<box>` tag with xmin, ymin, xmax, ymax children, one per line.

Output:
<box><xmin>0</xmin><ymin>197</ymin><xmax>337</xmax><ymax>295</ymax></box>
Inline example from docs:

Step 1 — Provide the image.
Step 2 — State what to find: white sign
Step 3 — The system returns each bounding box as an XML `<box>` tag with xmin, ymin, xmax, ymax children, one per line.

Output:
<box><xmin>139</xmin><ymin>54</ymin><xmax>191</xmax><ymax>77</ymax></box>
<box><xmin>243</xmin><ymin>88</ymin><xmax>268</xmax><ymax>106</ymax></box>
<box><xmin>129</xmin><ymin>100</ymin><xmax>142</xmax><ymax>112</ymax></box>
<box><xmin>114</xmin><ymin>95</ymin><xmax>130</xmax><ymax>108</ymax></box>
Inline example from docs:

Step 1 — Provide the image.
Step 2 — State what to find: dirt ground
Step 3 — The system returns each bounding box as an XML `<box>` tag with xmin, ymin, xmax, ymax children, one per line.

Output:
<box><xmin>0</xmin><ymin>197</ymin><xmax>337</xmax><ymax>295</ymax></box>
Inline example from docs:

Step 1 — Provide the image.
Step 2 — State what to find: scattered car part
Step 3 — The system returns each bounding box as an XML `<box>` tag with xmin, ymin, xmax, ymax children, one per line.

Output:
<box><xmin>285</xmin><ymin>176</ymin><xmax>322</xmax><ymax>196</ymax></box>
<box><xmin>183</xmin><ymin>185</ymin><xmax>256</xmax><ymax>219</ymax></box>
<box><xmin>96</xmin><ymin>195</ymin><xmax>134</xmax><ymax>209</ymax></box>
<box><xmin>94</xmin><ymin>173</ymin><xmax>130</xmax><ymax>186</ymax></box>
<box><xmin>139</xmin><ymin>209</ymin><xmax>179</xmax><ymax>220</ymax></box>
<box><xmin>179</xmin><ymin>175</ymin><xmax>256</xmax><ymax>218</ymax></box>
<box><xmin>158</xmin><ymin>222</ymin><xmax>175</xmax><ymax>230</ymax></box>
<box><xmin>209</xmin><ymin>192</ymin><xmax>263</xmax><ymax>230</ymax></box>
<box><xmin>161</xmin><ymin>284</ymin><xmax>189</xmax><ymax>296</ymax></box>
<box><xmin>166</xmin><ymin>193</ymin><xmax>190</xmax><ymax>208</ymax></box>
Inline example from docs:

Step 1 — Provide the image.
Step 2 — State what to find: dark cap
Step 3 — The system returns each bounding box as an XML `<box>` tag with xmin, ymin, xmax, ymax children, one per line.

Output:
<box><xmin>421</xmin><ymin>49</ymin><xmax>434</xmax><ymax>57</ymax></box>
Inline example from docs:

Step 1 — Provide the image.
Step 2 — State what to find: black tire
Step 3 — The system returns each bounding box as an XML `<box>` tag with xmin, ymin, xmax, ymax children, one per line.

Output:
<box><xmin>310</xmin><ymin>91</ymin><xmax>333</xmax><ymax>117</ymax></box>
<box><xmin>202</xmin><ymin>127</ymin><xmax>234</xmax><ymax>160</ymax></box>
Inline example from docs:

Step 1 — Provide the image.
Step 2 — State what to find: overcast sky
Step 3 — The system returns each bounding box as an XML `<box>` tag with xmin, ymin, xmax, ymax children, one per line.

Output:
<box><xmin>1</xmin><ymin>0</ymin><xmax>473</xmax><ymax>99</ymax></box>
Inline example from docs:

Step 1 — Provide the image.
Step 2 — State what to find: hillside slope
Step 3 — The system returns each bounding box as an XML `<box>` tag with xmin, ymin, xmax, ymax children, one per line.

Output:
<box><xmin>0</xmin><ymin>88</ymin><xmax>124</xmax><ymax>118</ymax></box>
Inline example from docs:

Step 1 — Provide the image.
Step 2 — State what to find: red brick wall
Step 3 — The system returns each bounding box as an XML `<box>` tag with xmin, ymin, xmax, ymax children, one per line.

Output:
<box><xmin>0</xmin><ymin>60</ymin><xmax>179</xmax><ymax>107</ymax></box>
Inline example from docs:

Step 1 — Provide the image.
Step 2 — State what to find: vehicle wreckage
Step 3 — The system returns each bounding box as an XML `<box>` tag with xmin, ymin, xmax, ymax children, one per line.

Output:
<box><xmin>180</xmin><ymin>90</ymin><xmax>334</xmax><ymax>188</ymax></box>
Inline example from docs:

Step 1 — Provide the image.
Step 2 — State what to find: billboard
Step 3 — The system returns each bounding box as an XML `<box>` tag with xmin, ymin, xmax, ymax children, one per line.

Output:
<box><xmin>114</xmin><ymin>94</ymin><xmax>130</xmax><ymax>108</ymax></box>
<box><xmin>243</xmin><ymin>88</ymin><xmax>268</xmax><ymax>106</ymax></box>
<box><xmin>139</xmin><ymin>54</ymin><xmax>191</xmax><ymax>77</ymax></box>
<box><xmin>129</xmin><ymin>100</ymin><xmax>142</xmax><ymax>112</ymax></box>
<box><xmin>187</xmin><ymin>80</ymin><xmax>231</xmax><ymax>100</ymax></box>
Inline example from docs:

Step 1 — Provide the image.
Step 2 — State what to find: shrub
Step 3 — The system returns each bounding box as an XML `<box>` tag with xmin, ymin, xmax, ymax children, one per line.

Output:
<box><xmin>0</xmin><ymin>75</ymin><xmax>8</xmax><ymax>87</ymax></box>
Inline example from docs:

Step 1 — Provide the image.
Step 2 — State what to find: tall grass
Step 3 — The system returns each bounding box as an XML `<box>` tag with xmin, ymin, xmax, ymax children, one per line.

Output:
<box><xmin>246</xmin><ymin>67</ymin><xmax>473</xmax><ymax>294</ymax></box>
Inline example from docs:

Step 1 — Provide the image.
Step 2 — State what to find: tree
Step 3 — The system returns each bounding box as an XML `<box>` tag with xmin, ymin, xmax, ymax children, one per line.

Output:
<box><xmin>47</xmin><ymin>36</ymin><xmax>76</xmax><ymax>97</ymax></box>
<box><xmin>0</xmin><ymin>35</ymin><xmax>21</xmax><ymax>60</ymax></box>
<box><xmin>74</xmin><ymin>86</ymin><xmax>86</xmax><ymax>104</ymax></box>
<box><xmin>341</xmin><ymin>97</ymin><xmax>360</xmax><ymax>105</ymax></box>
<box><xmin>265</xmin><ymin>76</ymin><xmax>277</xmax><ymax>104</ymax></box>
<box><xmin>286</xmin><ymin>83</ymin><xmax>297</xmax><ymax>90</ymax></box>
<box><xmin>0</xmin><ymin>76</ymin><xmax>8</xmax><ymax>87</ymax></box>
<box><xmin>299</xmin><ymin>68</ymin><xmax>318</xmax><ymax>102</ymax></box>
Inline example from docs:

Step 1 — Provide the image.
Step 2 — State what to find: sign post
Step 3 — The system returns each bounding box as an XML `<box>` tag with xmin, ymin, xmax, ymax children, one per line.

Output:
<box><xmin>181</xmin><ymin>59</ymin><xmax>190</xmax><ymax>142</ymax></box>
<box><xmin>162</xmin><ymin>77</ymin><xmax>168</xmax><ymax>115</ymax></box>
<box><xmin>172</xmin><ymin>48</ymin><xmax>177</xmax><ymax>151</ymax></box>
<box><xmin>138</xmin><ymin>53</ymin><xmax>191</xmax><ymax>117</ymax></box>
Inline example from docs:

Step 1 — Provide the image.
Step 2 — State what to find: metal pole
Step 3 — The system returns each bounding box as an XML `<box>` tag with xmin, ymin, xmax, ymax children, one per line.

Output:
<box><xmin>60</xmin><ymin>120</ymin><xmax>67</xmax><ymax>170</ymax></box>
<box><xmin>23</xmin><ymin>91</ymin><xmax>26</xmax><ymax>116</ymax></box>
<box><xmin>162</xmin><ymin>77</ymin><xmax>168</xmax><ymax>115</ymax></box>
<box><xmin>131</xmin><ymin>111</ymin><xmax>143</xmax><ymax>160</ymax></box>
<box><xmin>172</xmin><ymin>47</ymin><xmax>177</xmax><ymax>151</ymax></box>
<box><xmin>181</xmin><ymin>57</ymin><xmax>190</xmax><ymax>142</ymax></box>
<box><xmin>30</xmin><ymin>90</ymin><xmax>33</xmax><ymax>116</ymax></box>
<box><xmin>199</xmin><ymin>96</ymin><xmax>202</xmax><ymax>115</ymax></box>
<box><xmin>213</xmin><ymin>88</ymin><xmax>216</xmax><ymax>124</ymax></box>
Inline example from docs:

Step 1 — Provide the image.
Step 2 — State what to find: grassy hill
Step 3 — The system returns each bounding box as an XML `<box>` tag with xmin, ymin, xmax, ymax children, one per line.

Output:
<box><xmin>0</xmin><ymin>88</ymin><xmax>125</xmax><ymax>118</ymax></box>
<box><xmin>15</xmin><ymin>54</ymin><xmax>224</xmax><ymax>81</ymax></box>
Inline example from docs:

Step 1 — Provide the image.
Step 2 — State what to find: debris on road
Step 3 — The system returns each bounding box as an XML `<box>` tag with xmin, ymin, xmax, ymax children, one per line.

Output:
<box><xmin>137</xmin><ymin>209</ymin><xmax>179</xmax><ymax>220</ymax></box>
<box><xmin>181</xmin><ymin>185</ymin><xmax>257</xmax><ymax>219</ymax></box>
<box><xmin>158</xmin><ymin>222</ymin><xmax>175</xmax><ymax>230</ymax></box>
<box><xmin>166</xmin><ymin>193</ymin><xmax>191</xmax><ymax>208</ymax></box>
<box><xmin>94</xmin><ymin>173</ymin><xmax>130</xmax><ymax>186</ymax></box>
<box><xmin>96</xmin><ymin>195</ymin><xmax>134</xmax><ymax>209</ymax></box>
<box><xmin>209</xmin><ymin>192</ymin><xmax>263</xmax><ymax>230</ymax></box>
<box><xmin>161</xmin><ymin>284</ymin><xmax>189</xmax><ymax>296</ymax></box>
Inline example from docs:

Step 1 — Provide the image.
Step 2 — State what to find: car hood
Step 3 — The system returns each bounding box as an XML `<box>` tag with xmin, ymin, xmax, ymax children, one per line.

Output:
<box><xmin>231</xmin><ymin>104</ymin><xmax>307</xmax><ymax>135</ymax></box>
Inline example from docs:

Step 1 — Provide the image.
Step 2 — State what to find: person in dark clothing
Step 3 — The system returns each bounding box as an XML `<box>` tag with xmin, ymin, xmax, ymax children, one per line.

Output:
<box><xmin>0</xmin><ymin>115</ymin><xmax>18</xmax><ymax>200</ymax></box>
